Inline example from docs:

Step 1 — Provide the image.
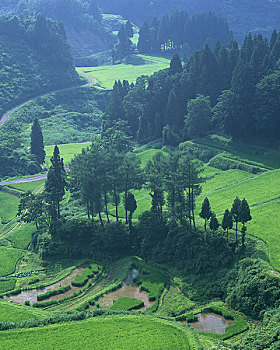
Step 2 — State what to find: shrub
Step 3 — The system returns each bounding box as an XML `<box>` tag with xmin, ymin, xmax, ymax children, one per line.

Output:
<box><xmin>71</xmin><ymin>264</ymin><xmax>100</xmax><ymax>287</ymax></box>
<box><xmin>110</xmin><ymin>297</ymin><xmax>144</xmax><ymax>311</ymax></box>
<box><xmin>37</xmin><ymin>285</ymin><xmax>71</xmax><ymax>301</ymax></box>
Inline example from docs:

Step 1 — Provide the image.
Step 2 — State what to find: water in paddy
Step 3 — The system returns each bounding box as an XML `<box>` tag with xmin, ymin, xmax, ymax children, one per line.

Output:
<box><xmin>99</xmin><ymin>269</ymin><xmax>155</xmax><ymax>310</ymax></box>
<box><xmin>6</xmin><ymin>268</ymin><xmax>85</xmax><ymax>305</ymax></box>
<box><xmin>187</xmin><ymin>313</ymin><xmax>233</xmax><ymax>334</ymax></box>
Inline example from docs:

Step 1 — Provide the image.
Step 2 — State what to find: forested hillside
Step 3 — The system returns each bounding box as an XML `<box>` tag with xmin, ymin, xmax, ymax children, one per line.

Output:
<box><xmin>104</xmin><ymin>30</ymin><xmax>280</xmax><ymax>144</ymax></box>
<box><xmin>0</xmin><ymin>14</ymin><xmax>79</xmax><ymax>178</ymax></box>
<box><xmin>98</xmin><ymin>0</ymin><xmax>280</xmax><ymax>43</ymax></box>
<box><xmin>0</xmin><ymin>15</ymin><xmax>78</xmax><ymax>116</ymax></box>
<box><xmin>0</xmin><ymin>0</ymin><xmax>115</xmax><ymax>57</ymax></box>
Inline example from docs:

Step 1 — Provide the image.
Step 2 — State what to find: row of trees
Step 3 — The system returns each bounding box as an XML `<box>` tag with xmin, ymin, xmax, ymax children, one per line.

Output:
<box><xmin>104</xmin><ymin>30</ymin><xmax>280</xmax><ymax>143</ymax></box>
<box><xmin>200</xmin><ymin>197</ymin><xmax>252</xmax><ymax>246</ymax></box>
<box><xmin>137</xmin><ymin>11</ymin><xmax>232</xmax><ymax>54</ymax></box>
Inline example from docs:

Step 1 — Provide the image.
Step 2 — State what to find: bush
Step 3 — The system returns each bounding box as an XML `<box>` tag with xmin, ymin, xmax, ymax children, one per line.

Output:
<box><xmin>110</xmin><ymin>297</ymin><xmax>144</xmax><ymax>311</ymax></box>
<box><xmin>71</xmin><ymin>264</ymin><xmax>100</xmax><ymax>287</ymax></box>
<box><xmin>37</xmin><ymin>285</ymin><xmax>71</xmax><ymax>301</ymax></box>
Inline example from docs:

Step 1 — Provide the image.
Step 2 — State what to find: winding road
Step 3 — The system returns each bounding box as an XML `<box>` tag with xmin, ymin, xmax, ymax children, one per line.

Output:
<box><xmin>0</xmin><ymin>70</ymin><xmax>95</xmax><ymax>127</ymax></box>
<box><xmin>0</xmin><ymin>70</ymin><xmax>95</xmax><ymax>186</ymax></box>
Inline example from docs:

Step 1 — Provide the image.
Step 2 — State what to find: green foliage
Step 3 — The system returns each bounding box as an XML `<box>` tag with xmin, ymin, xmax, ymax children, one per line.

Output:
<box><xmin>37</xmin><ymin>285</ymin><xmax>71</xmax><ymax>301</ymax></box>
<box><xmin>237</xmin><ymin>307</ymin><xmax>280</xmax><ymax>350</ymax></box>
<box><xmin>0</xmin><ymin>15</ymin><xmax>77</xmax><ymax>118</ymax></box>
<box><xmin>71</xmin><ymin>264</ymin><xmax>100</xmax><ymax>287</ymax></box>
<box><xmin>133</xmin><ymin>262</ymin><xmax>167</xmax><ymax>309</ymax></box>
<box><xmin>186</xmin><ymin>95</ymin><xmax>213</xmax><ymax>138</ymax></box>
<box><xmin>158</xmin><ymin>287</ymin><xmax>195</xmax><ymax>317</ymax></box>
<box><xmin>110</xmin><ymin>297</ymin><xmax>144</xmax><ymax>311</ymax></box>
<box><xmin>30</xmin><ymin>119</ymin><xmax>45</xmax><ymax>164</ymax></box>
<box><xmin>225</xmin><ymin>259</ymin><xmax>280</xmax><ymax>320</ymax></box>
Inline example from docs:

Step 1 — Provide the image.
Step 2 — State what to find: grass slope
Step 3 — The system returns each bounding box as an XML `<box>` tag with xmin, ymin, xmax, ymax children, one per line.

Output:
<box><xmin>0</xmin><ymin>301</ymin><xmax>48</xmax><ymax>322</ymax></box>
<box><xmin>7</xmin><ymin>180</ymin><xmax>46</xmax><ymax>193</ymax></box>
<box><xmin>45</xmin><ymin>143</ymin><xmax>91</xmax><ymax>166</ymax></box>
<box><xmin>0</xmin><ymin>315</ymin><xmax>201</xmax><ymax>350</ymax></box>
<box><xmin>0</xmin><ymin>247</ymin><xmax>23</xmax><ymax>277</ymax></box>
<box><xmin>0</xmin><ymin>192</ymin><xmax>20</xmax><ymax>224</ymax></box>
<box><xmin>79</xmin><ymin>55</ymin><xmax>170</xmax><ymax>89</ymax></box>
<box><xmin>7</xmin><ymin>223</ymin><xmax>35</xmax><ymax>250</ymax></box>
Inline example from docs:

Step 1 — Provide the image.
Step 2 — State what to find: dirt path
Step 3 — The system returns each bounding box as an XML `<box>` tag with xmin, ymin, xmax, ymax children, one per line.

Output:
<box><xmin>0</xmin><ymin>70</ymin><xmax>95</xmax><ymax>127</ymax></box>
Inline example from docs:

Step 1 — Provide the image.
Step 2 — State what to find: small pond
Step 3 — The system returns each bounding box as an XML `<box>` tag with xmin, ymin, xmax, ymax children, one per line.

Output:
<box><xmin>5</xmin><ymin>268</ymin><xmax>85</xmax><ymax>305</ymax></box>
<box><xmin>186</xmin><ymin>313</ymin><xmax>233</xmax><ymax>334</ymax></box>
<box><xmin>98</xmin><ymin>269</ymin><xmax>155</xmax><ymax>310</ymax></box>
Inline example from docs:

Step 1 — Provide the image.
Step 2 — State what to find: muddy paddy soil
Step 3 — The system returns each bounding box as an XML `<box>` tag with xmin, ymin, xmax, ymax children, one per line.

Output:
<box><xmin>6</xmin><ymin>268</ymin><xmax>86</xmax><ymax>305</ymax></box>
<box><xmin>184</xmin><ymin>312</ymin><xmax>233</xmax><ymax>334</ymax></box>
<box><xmin>98</xmin><ymin>269</ymin><xmax>155</xmax><ymax>310</ymax></box>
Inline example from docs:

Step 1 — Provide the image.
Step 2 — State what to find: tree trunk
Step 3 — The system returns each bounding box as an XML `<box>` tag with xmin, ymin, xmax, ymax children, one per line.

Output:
<box><xmin>191</xmin><ymin>187</ymin><xmax>196</xmax><ymax>231</ymax></box>
<box><xmin>98</xmin><ymin>211</ymin><xmax>104</xmax><ymax>226</ymax></box>
<box><xmin>104</xmin><ymin>191</ymin><xmax>110</xmax><ymax>223</ymax></box>
<box><xmin>125</xmin><ymin>190</ymin><xmax>128</xmax><ymax>224</ymax></box>
<box><xmin>235</xmin><ymin>221</ymin><xmax>238</xmax><ymax>245</ymax></box>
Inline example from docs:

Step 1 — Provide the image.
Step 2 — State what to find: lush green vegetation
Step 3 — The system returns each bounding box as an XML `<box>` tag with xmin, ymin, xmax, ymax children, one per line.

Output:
<box><xmin>71</xmin><ymin>264</ymin><xmax>100</xmax><ymax>287</ymax></box>
<box><xmin>109</xmin><ymin>297</ymin><xmax>144</xmax><ymax>311</ymax></box>
<box><xmin>0</xmin><ymin>315</ymin><xmax>201</xmax><ymax>349</ymax></box>
<box><xmin>79</xmin><ymin>55</ymin><xmax>170</xmax><ymax>89</ymax></box>
<box><xmin>0</xmin><ymin>248</ymin><xmax>23</xmax><ymax>277</ymax></box>
<box><xmin>104</xmin><ymin>31</ymin><xmax>280</xmax><ymax>146</ymax></box>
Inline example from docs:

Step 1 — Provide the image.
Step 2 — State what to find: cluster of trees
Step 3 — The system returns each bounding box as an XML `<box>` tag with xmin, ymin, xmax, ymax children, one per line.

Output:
<box><xmin>70</xmin><ymin>124</ymin><xmax>143</xmax><ymax>226</ymax></box>
<box><xmin>112</xmin><ymin>21</ymin><xmax>134</xmax><ymax>63</ymax></box>
<box><xmin>200</xmin><ymin>197</ymin><xmax>252</xmax><ymax>246</ymax></box>
<box><xmin>137</xmin><ymin>11</ymin><xmax>232</xmax><ymax>55</ymax></box>
<box><xmin>104</xmin><ymin>29</ymin><xmax>280</xmax><ymax>143</ymax></box>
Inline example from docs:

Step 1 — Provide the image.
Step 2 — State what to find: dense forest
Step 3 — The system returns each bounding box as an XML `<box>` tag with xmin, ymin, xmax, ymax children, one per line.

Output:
<box><xmin>105</xmin><ymin>30</ymin><xmax>280</xmax><ymax>144</ymax></box>
<box><xmin>0</xmin><ymin>0</ymin><xmax>115</xmax><ymax>57</ymax></box>
<box><xmin>98</xmin><ymin>0</ymin><xmax>280</xmax><ymax>43</ymax></box>
<box><xmin>137</xmin><ymin>11</ymin><xmax>232</xmax><ymax>55</ymax></box>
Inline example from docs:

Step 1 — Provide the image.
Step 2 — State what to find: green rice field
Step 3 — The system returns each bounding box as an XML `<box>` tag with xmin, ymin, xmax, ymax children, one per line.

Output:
<box><xmin>0</xmin><ymin>247</ymin><xmax>23</xmax><ymax>277</ymax></box>
<box><xmin>0</xmin><ymin>192</ymin><xmax>20</xmax><ymax>224</ymax></box>
<box><xmin>45</xmin><ymin>143</ymin><xmax>91</xmax><ymax>166</ymax></box>
<box><xmin>78</xmin><ymin>55</ymin><xmax>170</xmax><ymax>90</ymax></box>
<box><xmin>0</xmin><ymin>315</ymin><xmax>201</xmax><ymax>350</ymax></box>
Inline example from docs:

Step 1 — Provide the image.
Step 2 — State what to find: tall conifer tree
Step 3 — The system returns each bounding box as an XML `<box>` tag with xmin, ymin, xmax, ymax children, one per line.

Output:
<box><xmin>31</xmin><ymin>118</ymin><xmax>45</xmax><ymax>164</ymax></box>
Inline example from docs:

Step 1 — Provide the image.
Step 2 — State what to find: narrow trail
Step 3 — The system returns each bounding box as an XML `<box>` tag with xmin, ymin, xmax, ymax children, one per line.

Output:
<box><xmin>0</xmin><ymin>70</ymin><xmax>95</xmax><ymax>127</ymax></box>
